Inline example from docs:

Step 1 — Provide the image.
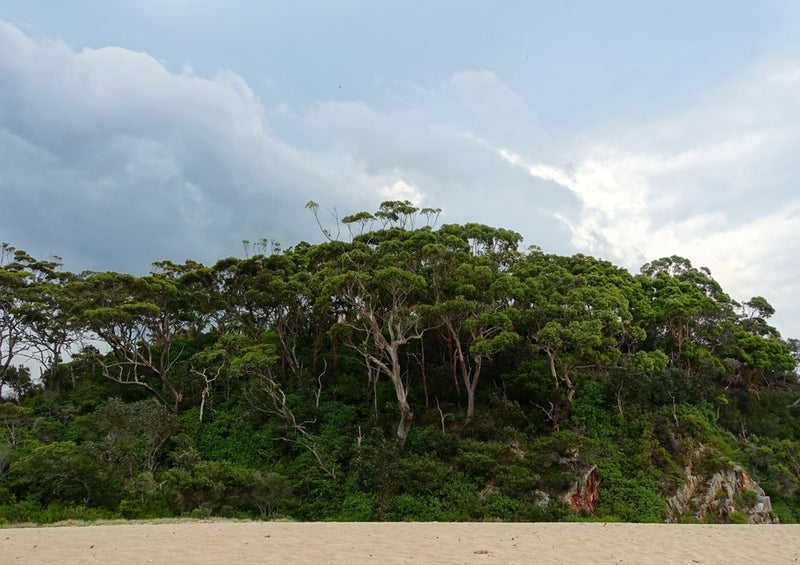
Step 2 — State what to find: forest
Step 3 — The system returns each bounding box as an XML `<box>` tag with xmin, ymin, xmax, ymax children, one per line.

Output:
<box><xmin>1</xmin><ymin>200</ymin><xmax>799</xmax><ymax>524</ymax></box>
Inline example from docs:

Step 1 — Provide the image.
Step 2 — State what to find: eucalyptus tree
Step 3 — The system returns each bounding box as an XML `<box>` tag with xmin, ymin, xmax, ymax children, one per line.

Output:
<box><xmin>209</xmin><ymin>250</ymin><xmax>314</xmax><ymax>382</ymax></box>
<box><xmin>341</xmin><ymin>211</ymin><xmax>376</xmax><ymax>239</ymax></box>
<box><xmin>0</xmin><ymin>245</ymin><xmax>71</xmax><ymax>398</ymax></box>
<box><xmin>739</xmin><ymin>296</ymin><xmax>781</xmax><ymax>339</ymax></box>
<box><xmin>637</xmin><ymin>256</ymin><xmax>735</xmax><ymax>376</ymax></box>
<box><xmin>421</xmin><ymin>224</ymin><xmax>521</xmax><ymax>422</ymax></box>
<box><xmin>76</xmin><ymin>272</ymin><xmax>192</xmax><ymax>414</ymax></box>
<box><xmin>729</xmin><ymin>331</ymin><xmax>796</xmax><ymax>392</ymax></box>
<box><xmin>458</xmin><ymin>222</ymin><xmax>524</xmax><ymax>270</ymax></box>
<box><xmin>20</xmin><ymin>269</ymin><xmax>87</xmax><ymax>393</ymax></box>
<box><xmin>513</xmin><ymin>253</ymin><xmax>637</xmax><ymax>419</ymax></box>
<box><xmin>722</xmin><ymin>295</ymin><xmax>796</xmax><ymax>392</ymax></box>
<box><xmin>320</xmin><ymin>228</ymin><xmax>435</xmax><ymax>444</ymax></box>
<box><xmin>0</xmin><ymin>245</ymin><xmax>36</xmax><ymax>398</ymax></box>
<box><xmin>373</xmin><ymin>200</ymin><xmax>420</xmax><ymax>230</ymax></box>
<box><xmin>152</xmin><ymin>260</ymin><xmax>230</xmax><ymax>337</ymax></box>
<box><xmin>243</xmin><ymin>252</ymin><xmax>313</xmax><ymax>381</ymax></box>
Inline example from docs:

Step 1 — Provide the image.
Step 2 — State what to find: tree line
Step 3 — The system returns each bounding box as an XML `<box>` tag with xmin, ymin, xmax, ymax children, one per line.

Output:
<box><xmin>1</xmin><ymin>201</ymin><xmax>798</xmax><ymax>523</ymax></box>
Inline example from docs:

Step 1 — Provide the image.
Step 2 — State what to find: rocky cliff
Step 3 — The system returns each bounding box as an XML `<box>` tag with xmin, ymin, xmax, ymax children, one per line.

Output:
<box><xmin>666</xmin><ymin>448</ymin><xmax>776</xmax><ymax>523</ymax></box>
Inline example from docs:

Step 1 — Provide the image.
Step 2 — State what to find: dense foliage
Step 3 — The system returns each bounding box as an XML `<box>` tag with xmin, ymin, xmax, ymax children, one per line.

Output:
<box><xmin>1</xmin><ymin>203</ymin><xmax>799</xmax><ymax>524</ymax></box>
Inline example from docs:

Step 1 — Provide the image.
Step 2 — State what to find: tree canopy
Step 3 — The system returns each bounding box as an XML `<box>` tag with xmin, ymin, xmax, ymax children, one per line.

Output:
<box><xmin>0</xmin><ymin>205</ymin><xmax>798</xmax><ymax>524</ymax></box>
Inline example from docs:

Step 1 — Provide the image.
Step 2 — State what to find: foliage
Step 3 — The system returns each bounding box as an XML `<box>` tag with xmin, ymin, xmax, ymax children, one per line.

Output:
<box><xmin>0</xmin><ymin>222</ymin><xmax>798</xmax><ymax>523</ymax></box>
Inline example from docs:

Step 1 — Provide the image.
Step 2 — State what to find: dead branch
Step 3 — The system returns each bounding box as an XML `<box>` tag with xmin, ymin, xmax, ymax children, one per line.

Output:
<box><xmin>249</xmin><ymin>374</ymin><xmax>337</xmax><ymax>483</ymax></box>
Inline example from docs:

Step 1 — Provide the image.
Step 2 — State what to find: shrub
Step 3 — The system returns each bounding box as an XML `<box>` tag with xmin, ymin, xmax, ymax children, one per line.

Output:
<box><xmin>495</xmin><ymin>465</ymin><xmax>540</xmax><ymax>499</ymax></box>
<box><xmin>771</xmin><ymin>498</ymin><xmax>800</xmax><ymax>523</ymax></box>
<box><xmin>481</xmin><ymin>492</ymin><xmax>521</xmax><ymax>520</ymax></box>
<box><xmin>159</xmin><ymin>460</ymin><xmax>292</xmax><ymax>517</ymax></box>
<box><xmin>336</xmin><ymin>492</ymin><xmax>375</xmax><ymax>521</ymax></box>
<box><xmin>728</xmin><ymin>510</ymin><xmax>747</xmax><ymax>524</ymax></box>
<box><xmin>736</xmin><ymin>489</ymin><xmax>758</xmax><ymax>509</ymax></box>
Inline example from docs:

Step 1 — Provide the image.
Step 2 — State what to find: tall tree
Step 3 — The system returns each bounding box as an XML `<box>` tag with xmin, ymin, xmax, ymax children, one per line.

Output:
<box><xmin>76</xmin><ymin>272</ymin><xmax>192</xmax><ymax>413</ymax></box>
<box><xmin>638</xmin><ymin>256</ymin><xmax>735</xmax><ymax>375</ymax></box>
<box><xmin>321</xmin><ymin>229</ymin><xmax>433</xmax><ymax>444</ymax></box>
<box><xmin>0</xmin><ymin>245</ymin><xmax>67</xmax><ymax>398</ymax></box>
<box><xmin>422</xmin><ymin>225</ymin><xmax>521</xmax><ymax>422</ymax></box>
<box><xmin>515</xmin><ymin>253</ymin><xmax>634</xmax><ymax>413</ymax></box>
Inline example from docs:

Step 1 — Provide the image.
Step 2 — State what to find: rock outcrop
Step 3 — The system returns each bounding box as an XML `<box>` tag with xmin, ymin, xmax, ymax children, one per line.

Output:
<box><xmin>666</xmin><ymin>454</ymin><xmax>776</xmax><ymax>523</ymax></box>
<box><xmin>563</xmin><ymin>464</ymin><xmax>600</xmax><ymax>514</ymax></box>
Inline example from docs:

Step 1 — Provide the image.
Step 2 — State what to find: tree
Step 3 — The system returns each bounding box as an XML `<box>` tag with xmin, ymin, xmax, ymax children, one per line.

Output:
<box><xmin>727</xmin><ymin>332</ymin><xmax>796</xmax><ymax>393</ymax></box>
<box><xmin>342</xmin><ymin>211</ymin><xmax>376</xmax><ymax>239</ymax></box>
<box><xmin>421</xmin><ymin>225</ymin><xmax>521</xmax><ymax>422</ymax></box>
<box><xmin>94</xmin><ymin>397</ymin><xmax>179</xmax><ymax>476</ymax></box>
<box><xmin>240</xmin><ymin>253</ymin><xmax>313</xmax><ymax>381</ymax></box>
<box><xmin>8</xmin><ymin>441</ymin><xmax>104</xmax><ymax>505</ymax></box>
<box><xmin>638</xmin><ymin>256</ymin><xmax>735</xmax><ymax>377</ymax></box>
<box><xmin>515</xmin><ymin>253</ymin><xmax>634</xmax><ymax>416</ymax></box>
<box><xmin>153</xmin><ymin>259</ymin><xmax>229</xmax><ymax>337</ymax></box>
<box><xmin>0</xmin><ymin>402</ymin><xmax>33</xmax><ymax>445</ymax></box>
<box><xmin>194</xmin><ymin>333</ymin><xmax>338</xmax><ymax>482</ymax></box>
<box><xmin>236</xmin><ymin>342</ymin><xmax>338</xmax><ymax>483</ymax></box>
<box><xmin>77</xmin><ymin>272</ymin><xmax>192</xmax><ymax>414</ymax></box>
<box><xmin>321</xmin><ymin>231</ymin><xmax>432</xmax><ymax>444</ymax></box>
<box><xmin>739</xmin><ymin>296</ymin><xmax>780</xmax><ymax>339</ymax></box>
<box><xmin>374</xmin><ymin>200</ymin><xmax>419</xmax><ymax>230</ymax></box>
<box><xmin>20</xmin><ymin>273</ymin><xmax>84</xmax><ymax>394</ymax></box>
<box><xmin>0</xmin><ymin>246</ymin><xmax>77</xmax><ymax>399</ymax></box>
<box><xmin>0</xmin><ymin>245</ymin><xmax>36</xmax><ymax>399</ymax></box>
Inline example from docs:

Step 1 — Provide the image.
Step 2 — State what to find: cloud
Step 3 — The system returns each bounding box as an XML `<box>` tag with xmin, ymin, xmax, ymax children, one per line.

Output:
<box><xmin>379</xmin><ymin>180</ymin><xmax>423</xmax><ymax>203</ymax></box>
<box><xmin>297</xmin><ymin>71</ymin><xmax>579</xmax><ymax>252</ymax></box>
<box><xmin>0</xmin><ymin>20</ymin><xmax>579</xmax><ymax>276</ymax></box>
<box><xmin>503</xmin><ymin>56</ymin><xmax>800</xmax><ymax>336</ymax></box>
<box><xmin>0</xmin><ymin>20</ymin><xmax>335</xmax><ymax>271</ymax></box>
<box><xmin>122</xmin><ymin>0</ymin><xmax>242</xmax><ymax>18</ymax></box>
<box><xmin>5</xmin><ymin>16</ymin><xmax>796</xmax><ymax>339</ymax></box>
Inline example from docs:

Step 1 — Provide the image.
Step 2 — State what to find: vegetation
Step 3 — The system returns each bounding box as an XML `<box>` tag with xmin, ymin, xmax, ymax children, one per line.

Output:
<box><xmin>1</xmin><ymin>202</ymin><xmax>799</xmax><ymax>524</ymax></box>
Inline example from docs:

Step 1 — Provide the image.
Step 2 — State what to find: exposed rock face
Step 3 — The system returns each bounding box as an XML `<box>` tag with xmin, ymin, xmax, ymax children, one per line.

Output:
<box><xmin>666</xmin><ymin>460</ymin><xmax>777</xmax><ymax>524</ymax></box>
<box><xmin>478</xmin><ymin>481</ymin><xmax>500</xmax><ymax>501</ymax></box>
<box><xmin>563</xmin><ymin>464</ymin><xmax>600</xmax><ymax>514</ymax></box>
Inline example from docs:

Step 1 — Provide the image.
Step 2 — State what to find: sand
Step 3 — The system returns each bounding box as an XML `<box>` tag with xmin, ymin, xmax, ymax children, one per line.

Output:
<box><xmin>2</xmin><ymin>521</ymin><xmax>799</xmax><ymax>564</ymax></box>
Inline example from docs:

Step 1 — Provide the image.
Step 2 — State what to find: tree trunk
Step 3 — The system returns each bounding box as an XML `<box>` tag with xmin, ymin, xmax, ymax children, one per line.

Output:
<box><xmin>464</xmin><ymin>356</ymin><xmax>482</xmax><ymax>423</ymax></box>
<box><xmin>389</xmin><ymin>348</ymin><xmax>413</xmax><ymax>445</ymax></box>
<box><xmin>397</xmin><ymin>398</ymin><xmax>414</xmax><ymax>446</ymax></box>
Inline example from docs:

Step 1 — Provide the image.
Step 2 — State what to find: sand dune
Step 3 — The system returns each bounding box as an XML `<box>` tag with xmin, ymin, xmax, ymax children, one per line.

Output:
<box><xmin>2</xmin><ymin>521</ymin><xmax>800</xmax><ymax>564</ymax></box>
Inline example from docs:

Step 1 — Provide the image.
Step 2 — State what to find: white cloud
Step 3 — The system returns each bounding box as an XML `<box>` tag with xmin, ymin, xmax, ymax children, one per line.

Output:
<box><xmin>504</xmin><ymin>56</ymin><xmax>800</xmax><ymax>337</ymax></box>
<box><xmin>296</xmin><ymin>72</ymin><xmax>579</xmax><ymax>251</ymax></box>
<box><xmin>0</xmin><ymin>20</ymin><xmax>577</xmax><ymax>275</ymax></box>
<box><xmin>3</xmin><ymin>14</ymin><xmax>797</xmax><ymax>339</ymax></box>
<box><xmin>379</xmin><ymin>180</ymin><xmax>423</xmax><ymax>203</ymax></box>
<box><xmin>0</xmin><ymin>20</ymin><xmax>333</xmax><ymax>271</ymax></box>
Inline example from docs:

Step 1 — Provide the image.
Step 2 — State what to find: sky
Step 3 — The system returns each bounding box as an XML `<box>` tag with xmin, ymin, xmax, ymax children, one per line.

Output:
<box><xmin>1</xmin><ymin>1</ymin><xmax>800</xmax><ymax>337</ymax></box>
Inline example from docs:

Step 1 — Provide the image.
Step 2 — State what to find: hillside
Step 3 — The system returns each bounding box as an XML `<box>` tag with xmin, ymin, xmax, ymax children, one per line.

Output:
<box><xmin>1</xmin><ymin>203</ymin><xmax>799</xmax><ymax>524</ymax></box>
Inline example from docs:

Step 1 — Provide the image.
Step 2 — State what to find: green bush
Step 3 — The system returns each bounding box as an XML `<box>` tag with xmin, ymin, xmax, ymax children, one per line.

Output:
<box><xmin>405</xmin><ymin>427</ymin><xmax>459</xmax><ymax>459</ymax></box>
<box><xmin>598</xmin><ymin>480</ymin><xmax>665</xmax><ymax>522</ymax></box>
<box><xmin>389</xmin><ymin>493</ymin><xmax>435</xmax><ymax>521</ymax></box>
<box><xmin>454</xmin><ymin>449</ymin><xmax>497</xmax><ymax>482</ymax></box>
<box><xmin>7</xmin><ymin>441</ymin><xmax>113</xmax><ymax>507</ymax></box>
<box><xmin>736</xmin><ymin>489</ymin><xmax>758</xmax><ymax>509</ymax></box>
<box><xmin>336</xmin><ymin>492</ymin><xmax>375</xmax><ymax>521</ymax></box>
<box><xmin>728</xmin><ymin>510</ymin><xmax>747</xmax><ymax>524</ymax></box>
<box><xmin>770</xmin><ymin>498</ymin><xmax>799</xmax><ymax>523</ymax></box>
<box><xmin>0</xmin><ymin>500</ymin><xmax>118</xmax><ymax>525</ymax></box>
<box><xmin>481</xmin><ymin>492</ymin><xmax>521</xmax><ymax>519</ymax></box>
<box><xmin>495</xmin><ymin>465</ymin><xmax>540</xmax><ymax>499</ymax></box>
<box><xmin>570</xmin><ymin>379</ymin><xmax>613</xmax><ymax>439</ymax></box>
<box><xmin>400</xmin><ymin>454</ymin><xmax>450</xmax><ymax>495</ymax></box>
<box><xmin>159</xmin><ymin>459</ymin><xmax>292</xmax><ymax>517</ymax></box>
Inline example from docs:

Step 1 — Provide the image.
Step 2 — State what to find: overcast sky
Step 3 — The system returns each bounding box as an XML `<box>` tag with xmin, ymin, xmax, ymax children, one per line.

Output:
<box><xmin>1</xmin><ymin>1</ymin><xmax>799</xmax><ymax>337</ymax></box>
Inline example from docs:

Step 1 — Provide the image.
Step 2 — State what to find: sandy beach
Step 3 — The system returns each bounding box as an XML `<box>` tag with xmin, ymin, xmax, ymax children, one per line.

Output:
<box><xmin>2</xmin><ymin>521</ymin><xmax>799</xmax><ymax>564</ymax></box>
